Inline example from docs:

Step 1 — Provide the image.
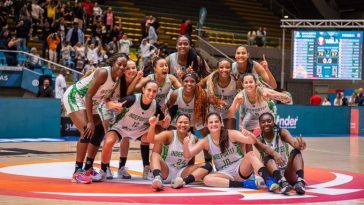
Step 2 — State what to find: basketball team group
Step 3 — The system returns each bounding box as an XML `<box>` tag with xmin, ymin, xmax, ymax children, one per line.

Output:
<box><xmin>62</xmin><ymin>35</ymin><xmax>307</xmax><ymax>195</ymax></box>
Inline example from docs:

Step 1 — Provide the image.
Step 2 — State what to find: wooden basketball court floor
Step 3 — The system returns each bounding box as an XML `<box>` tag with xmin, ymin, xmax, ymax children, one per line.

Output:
<box><xmin>0</xmin><ymin>136</ymin><xmax>364</xmax><ymax>205</ymax></box>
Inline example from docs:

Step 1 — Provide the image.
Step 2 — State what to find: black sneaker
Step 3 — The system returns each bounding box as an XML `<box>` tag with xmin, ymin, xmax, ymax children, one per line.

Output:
<box><xmin>293</xmin><ymin>178</ymin><xmax>306</xmax><ymax>195</ymax></box>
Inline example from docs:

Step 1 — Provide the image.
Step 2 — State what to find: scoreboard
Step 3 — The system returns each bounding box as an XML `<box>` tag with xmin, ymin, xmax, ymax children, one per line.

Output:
<box><xmin>292</xmin><ymin>30</ymin><xmax>362</xmax><ymax>80</ymax></box>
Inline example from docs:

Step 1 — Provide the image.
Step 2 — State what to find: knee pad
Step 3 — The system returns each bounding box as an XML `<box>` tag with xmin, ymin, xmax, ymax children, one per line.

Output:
<box><xmin>89</xmin><ymin>124</ymin><xmax>105</xmax><ymax>147</ymax></box>
<box><xmin>290</xmin><ymin>149</ymin><xmax>301</xmax><ymax>159</ymax></box>
<box><xmin>263</xmin><ymin>155</ymin><xmax>274</xmax><ymax>165</ymax></box>
<box><xmin>201</xmin><ymin>162</ymin><xmax>213</xmax><ymax>173</ymax></box>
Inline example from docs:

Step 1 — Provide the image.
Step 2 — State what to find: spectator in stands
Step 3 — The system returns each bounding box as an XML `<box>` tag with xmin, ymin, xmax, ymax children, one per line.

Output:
<box><xmin>341</xmin><ymin>92</ymin><xmax>348</xmax><ymax>106</ymax></box>
<box><xmin>185</xmin><ymin>19</ymin><xmax>193</xmax><ymax>40</ymax></box>
<box><xmin>15</xmin><ymin>15</ymin><xmax>31</xmax><ymax>51</ymax></box>
<box><xmin>73</xmin><ymin>2</ymin><xmax>84</xmax><ymax>29</ymax></box>
<box><xmin>31</xmin><ymin>0</ymin><xmax>44</xmax><ymax>37</ymax></box>
<box><xmin>41</xmin><ymin>19</ymin><xmax>53</xmax><ymax>58</ymax></box>
<box><xmin>107</xmin><ymin>36</ymin><xmax>118</xmax><ymax>56</ymax></box>
<box><xmin>356</xmin><ymin>88</ymin><xmax>364</xmax><ymax>106</ymax></box>
<box><xmin>104</xmin><ymin>7</ymin><xmax>114</xmax><ymax>32</ymax></box>
<box><xmin>5</xmin><ymin>36</ymin><xmax>19</xmax><ymax>66</ymax></box>
<box><xmin>93</xmin><ymin>2</ymin><xmax>102</xmax><ymax>18</ymax></box>
<box><xmin>37</xmin><ymin>78</ymin><xmax>54</xmax><ymax>98</ymax></box>
<box><xmin>310</xmin><ymin>91</ymin><xmax>322</xmax><ymax>106</ymax></box>
<box><xmin>73</xmin><ymin>43</ymin><xmax>85</xmax><ymax>82</ymax></box>
<box><xmin>348</xmin><ymin>92</ymin><xmax>358</xmax><ymax>106</ymax></box>
<box><xmin>28</xmin><ymin>47</ymin><xmax>42</xmax><ymax>70</ymax></box>
<box><xmin>55</xmin><ymin>69</ymin><xmax>67</xmax><ymax>114</ymax></box>
<box><xmin>82</xmin><ymin>0</ymin><xmax>93</xmax><ymax>28</ymax></box>
<box><xmin>59</xmin><ymin>3</ymin><xmax>73</xmax><ymax>22</ymax></box>
<box><xmin>85</xmin><ymin>37</ymin><xmax>101</xmax><ymax>65</ymax></box>
<box><xmin>151</xmin><ymin>16</ymin><xmax>160</xmax><ymax>33</ymax></box>
<box><xmin>138</xmin><ymin>38</ymin><xmax>157</xmax><ymax>68</ymax></box>
<box><xmin>256</xmin><ymin>27</ymin><xmax>264</xmax><ymax>47</ymax></box>
<box><xmin>46</xmin><ymin>0</ymin><xmax>57</xmax><ymax>23</ymax></box>
<box><xmin>147</xmin><ymin>22</ymin><xmax>158</xmax><ymax>45</ymax></box>
<box><xmin>180</xmin><ymin>19</ymin><xmax>187</xmax><ymax>35</ymax></box>
<box><xmin>118</xmin><ymin>34</ymin><xmax>133</xmax><ymax>57</ymax></box>
<box><xmin>61</xmin><ymin>41</ymin><xmax>74</xmax><ymax>67</ymax></box>
<box><xmin>66</xmin><ymin>22</ymin><xmax>84</xmax><ymax>47</ymax></box>
<box><xmin>322</xmin><ymin>97</ymin><xmax>331</xmax><ymax>106</ymax></box>
<box><xmin>333</xmin><ymin>92</ymin><xmax>343</xmax><ymax>106</ymax></box>
<box><xmin>262</xmin><ymin>27</ymin><xmax>267</xmax><ymax>46</ymax></box>
<box><xmin>47</xmin><ymin>32</ymin><xmax>61</xmax><ymax>68</ymax></box>
<box><xmin>247</xmin><ymin>29</ymin><xmax>256</xmax><ymax>46</ymax></box>
<box><xmin>141</xmin><ymin>15</ymin><xmax>149</xmax><ymax>40</ymax></box>
<box><xmin>83</xmin><ymin>59</ymin><xmax>95</xmax><ymax>74</ymax></box>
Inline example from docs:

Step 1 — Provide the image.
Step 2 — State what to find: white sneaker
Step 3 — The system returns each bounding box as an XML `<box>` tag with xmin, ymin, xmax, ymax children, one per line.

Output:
<box><xmin>117</xmin><ymin>166</ymin><xmax>132</xmax><ymax>179</ymax></box>
<box><xmin>152</xmin><ymin>176</ymin><xmax>164</xmax><ymax>190</ymax></box>
<box><xmin>92</xmin><ymin>169</ymin><xmax>107</xmax><ymax>182</ymax></box>
<box><xmin>143</xmin><ymin>165</ymin><xmax>150</xmax><ymax>180</ymax></box>
<box><xmin>106</xmin><ymin>167</ymin><xmax>114</xmax><ymax>179</ymax></box>
<box><xmin>171</xmin><ymin>177</ymin><xmax>185</xmax><ymax>189</ymax></box>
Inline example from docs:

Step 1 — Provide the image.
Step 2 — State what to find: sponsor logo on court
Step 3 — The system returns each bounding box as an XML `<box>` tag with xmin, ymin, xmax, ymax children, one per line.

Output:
<box><xmin>0</xmin><ymin>160</ymin><xmax>363</xmax><ymax>204</ymax></box>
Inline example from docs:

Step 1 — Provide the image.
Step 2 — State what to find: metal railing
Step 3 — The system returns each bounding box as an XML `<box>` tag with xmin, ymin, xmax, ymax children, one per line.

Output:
<box><xmin>0</xmin><ymin>49</ymin><xmax>84</xmax><ymax>75</ymax></box>
<box><xmin>200</xmin><ymin>28</ymin><xmax>282</xmax><ymax>48</ymax></box>
<box><xmin>196</xmin><ymin>35</ymin><xmax>235</xmax><ymax>63</ymax></box>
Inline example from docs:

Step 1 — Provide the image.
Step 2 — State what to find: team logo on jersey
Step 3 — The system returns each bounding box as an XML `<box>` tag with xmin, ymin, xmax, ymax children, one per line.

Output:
<box><xmin>0</xmin><ymin>160</ymin><xmax>363</xmax><ymax>204</ymax></box>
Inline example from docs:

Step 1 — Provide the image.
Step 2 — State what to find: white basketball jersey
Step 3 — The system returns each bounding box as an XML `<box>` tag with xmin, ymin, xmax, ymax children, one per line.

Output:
<box><xmin>207</xmin><ymin>134</ymin><xmax>243</xmax><ymax>171</ymax></box>
<box><xmin>171</xmin><ymin>87</ymin><xmax>196</xmax><ymax>126</ymax></box>
<box><xmin>110</xmin><ymin>93</ymin><xmax>157</xmax><ymax>140</ymax></box>
<box><xmin>149</xmin><ymin>74</ymin><xmax>173</xmax><ymax>107</ymax></box>
<box><xmin>162</xmin><ymin>130</ymin><xmax>196</xmax><ymax>169</ymax></box>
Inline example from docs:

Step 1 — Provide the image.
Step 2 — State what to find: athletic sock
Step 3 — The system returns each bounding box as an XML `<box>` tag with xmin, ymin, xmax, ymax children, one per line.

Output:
<box><xmin>119</xmin><ymin>157</ymin><xmax>127</xmax><ymax>169</ymax></box>
<box><xmin>296</xmin><ymin>169</ymin><xmax>304</xmax><ymax>179</ymax></box>
<box><xmin>75</xmin><ymin>161</ymin><xmax>83</xmax><ymax>173</ymax></box>
<box><xmin>183</xmin><ymin>174</ymin><xmax>195</xmax><ymax>185</ymax></box>
<box><xmin>101</xmin><ymin>163</ymin><xmax>109</xmax><ymax>172</ymax></box>
<box><xmin>258</xmin><ymin>167</ymin><xmax>269</xmax><ymax>183</ymax></box>
<box><xmin>152</xmin><ymin>169</ymin><xmax>161</xmax><ymax>177</ymax></box>
<box><xmin>229</xmin><ymin>180</ymin><xmax>242</xmax><ymax>188</ymax></box>
<box><xmin>140</xmin><ymin>144</ymin><xmax>150</xmax><ymax>167</ymax></box>
<box><xmin>272</xmin><ymin>170</ymin><xmax>283</xmax><ymax>182</ymax></box>
<box><xmin>84</xmin><ymin>157</ymin><xmax>94</xmax><ymax>170</ymax></box>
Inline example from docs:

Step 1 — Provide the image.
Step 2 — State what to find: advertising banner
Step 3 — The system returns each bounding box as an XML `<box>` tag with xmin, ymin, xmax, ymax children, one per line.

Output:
<box><xmin>21</xmin><ymin>68</ymin><xmax>40</xmax><ymax>94</ymax></box>
<box><xmin>276</xmin><ymin>105</ymin><xmax>351</xmax><ymax>136</ymax></box>
<box><xmin>0</xmin><ymin>70</ymin><xmax>22</xmax><ymax>87</ymax></box>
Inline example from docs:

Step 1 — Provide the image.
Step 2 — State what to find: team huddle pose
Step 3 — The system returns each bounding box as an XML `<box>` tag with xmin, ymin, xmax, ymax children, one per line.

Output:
<box><xmin>63</xmin><ymin>36</ymin><xmax>307</xmax><ymax>195</ymax></box>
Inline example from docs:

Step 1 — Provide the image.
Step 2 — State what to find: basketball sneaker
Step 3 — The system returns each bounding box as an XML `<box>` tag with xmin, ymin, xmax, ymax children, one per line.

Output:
<box><xmin>92</xmin><ymin>169</ymin><xmax>107</xmax><ymax>182</ymax></box>
<box><xmin>152</xmin><ymin>175</ymin><xmax>164</xmax><ymax>190</ymax></box>
<box><xmin>72</xmin><ymin>169</ymin><xmax>92</xmax><ymax>184</ymax></box>
<box><xmin>293</xmin><ymin>177</ymin><xmax>306</xmax><ymax>195</ymax></box>
<box><xmin>171</xmin><ymin>177</ymin><xmax>185</xmax><ymax>189</ymax></box>
<box><xmin>265</xmin><ymin>177</ymin><xmax>280</xmax><ymax>192</ymax></box>
<box><xmin>117</xmin><ymin>166</ymin><xmax>132</xmax><ymax>179</ymax></box>
<box><xmin>278</xmin><ymin>177</ymin><xmax>293</xmax><ymax>194</ymax></box>
<box><xmin>143</xmin><ymin>165</ymin><xmax>151</xmax><ymax>180</ymax></box>
<box><xmin>242</xmin><ymin>179</ymin><xmax>259</xmax><ymax>189</ymax></box>
<box><xmin>85</xmin><ymin>168</ymin><xmax>101</xmax><ymax>182</ymax></box>
<box><xmin>106</xmin><ymin>167</ymin><xmax>114</xmax><ymax>180</ymax></box>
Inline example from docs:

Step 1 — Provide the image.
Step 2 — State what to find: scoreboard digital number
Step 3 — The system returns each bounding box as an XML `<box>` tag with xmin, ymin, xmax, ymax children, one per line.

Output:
<box><xmin>292</xmin><ymin>31</ymin><xmax>362</xmax><ymax>80</ymax></box>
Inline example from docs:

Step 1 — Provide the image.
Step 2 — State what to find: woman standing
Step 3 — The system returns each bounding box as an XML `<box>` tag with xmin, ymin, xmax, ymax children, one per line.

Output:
<box><xmin>94</xmin><ymin>81</ymin><xmax>171</xmax><ymax>181</ymax></box>
<box><xmin>198</xmin><ymin>59</ymin><xmax>241</xmax><ymax>129</ymax></box>
<box><xmin>62</xmin><ymin>56</ymin><xmax>127</xmax><ymax>183</ymax></box>
<box><xmin>97</xmin><ymin>59</ymin><xmax>144</xmax><ymax>180</ymax></box>
<box><xmin>228</xmin><ymin>73</ymin><xmax>291</xmax><ymax>135</ymax></box>
<box><xmin>136</xmin><ymin>57</ymin><xmax>181</xmax><ymax>108</ymax></box>
<box><xmin>233</xmin><ymin>46</ymin><xmax>276</xmax><ymax>89</ymax></box>
<box><xmin>166</xmin><ymin>35</ymin><xmax>210</xmax><ymax>80</ymax></box>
